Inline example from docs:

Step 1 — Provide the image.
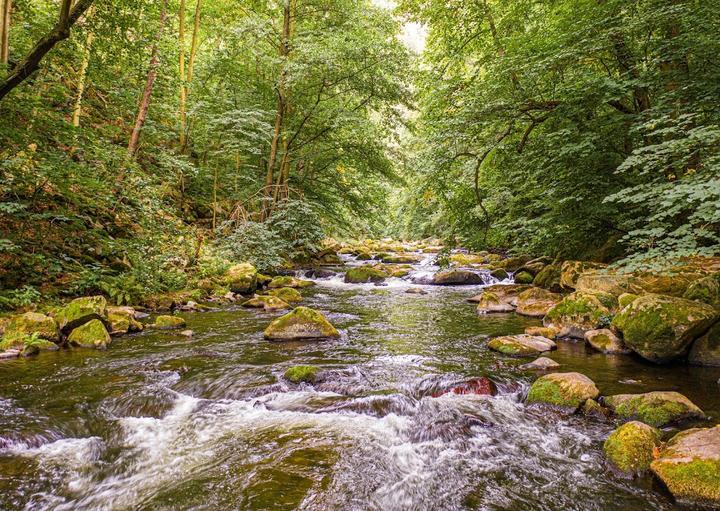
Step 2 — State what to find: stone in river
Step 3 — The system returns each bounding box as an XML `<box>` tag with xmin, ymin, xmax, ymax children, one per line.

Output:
<box><xmin>487</xmin><ymin>334</ymin><xmax>556</xmax><ymax>357</ymax></box>
<box><xmin>263</xmin><ymin>307</ymin><xmax>340</xmax><ymax>341</ymax></box>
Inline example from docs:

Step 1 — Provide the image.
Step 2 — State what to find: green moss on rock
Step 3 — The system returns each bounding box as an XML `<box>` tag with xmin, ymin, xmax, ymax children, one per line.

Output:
<box><xmin>3</xmin><ymin>312</ymin><xmax>59</xmax><ymax>344</ymax></box>
<box><xmin>514</xmin><ymin>287</ymin><xmax>562</xmax><ymax>318</ymax></box>
<box><xmin>264</xmin><ymin>307</ymin><xmax>340</xmax><ymax>340</ymax></box>
<box><xmin>284</xmin><ymin>365</ymin><xmax>319</xmax><ymax>384</ymax></box>
<box><xmin>514</xmin><ymin>271</ymin><xmax>534</xmax><ymax>285</ymax></box>
<box><xmin>55</xmin><ymin>296</ymin><xmax>108</xmax><ymax>333</ymax></box>
<box><xmin>222</xmin><ymin>263</ymin><xmax>258</xmax><ymax>294</ymax></box>
<box><xmin>265</xmin><ymin>287</ymin><xmax>303</xmax><ymax>303</ymax></box>
<box><xmin>242</xmin><ymin>295</ymin><xmax>290</xmax><ymax>311</ymax></box>
<box><xmin>526</xmin><ymin>372</ymin><xmax>599</xmax><ymax>410</ymax></box>
<box><xmin>153</xmin><ymin>315</ymin><xmax>187</xmax><ymax>330</ymax></box>
<box><xmin>544</xmin><ymin>292</ymin><xmax>612</xmax><ymax>339</ymax></box>
<box><xmin>107</xmin><ymin>307</ymin><xmax>143</xmax><ymax>335</ymax></box>
<box><xmin>618</xmin><ymin>293</ymin><xmax>639</xmax><ymax>309</ymax></box>
<box><xmin>603</xmin><ymin>421</ymin><xmax>661</xmax><ymax>475</ymax></box>
<box><xmin>344</xmin><ymin>267</ymin><xmax>387</xmax><ymax>284</ymax></box>
<box><xmin>559</xmin><ymin>261</ymin><xmax>607</xmax><ymax>290</ymax></box>
<box><xmin>604</xmin><ymin>391</ymin><xmax>705</xmax><ymax>427</ymax></box>
<box><xmin>488</xmin><ymin>335</ymin><xmax>556</xmax><ymax>357</ymax></box>
<box><xmin>533</xmin><ymin>264</ymin><xmax>562</xmax><ymax>292</ymax></box>
<box><xmin>268</xmin><ymin>276</ymin><xmax>315</xmax><ymax>289</ymax></box>
<box><xmin>683</xmin><ymin>274</ymin><xmax>720</xmax><ymax>308</ymax></box>
<box><xmin>68</xmin><ymin>319</ymin><xmax>111</xmax><ymax>349</ymax></box>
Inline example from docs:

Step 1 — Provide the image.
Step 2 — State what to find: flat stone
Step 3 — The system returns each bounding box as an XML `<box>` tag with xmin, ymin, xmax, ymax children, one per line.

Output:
<box><xmin>487</xmin><ymin>334</ymin><xmax>556</xmax><ymax>357</ymax></box>
<box><xmin>519</xmin><ymin>357</ymin><xmax>560</xmax><ymax>371</ymax></box>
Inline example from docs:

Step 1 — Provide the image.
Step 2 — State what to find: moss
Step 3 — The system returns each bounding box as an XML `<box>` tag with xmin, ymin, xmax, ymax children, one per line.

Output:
<box><xmin>222</xmin><ymin>263</ymin><xmax>258</xmax><ymax>294</ymax></box>
<box><xmin>154</xmin><ymin>315</ymin><xmax>187</xmax><ymax>330</ymax></box>
<box><xmin>264</xmin><ymin>306</ymin><xmax>340</xmax><ymax>340</ymax></box>
<box><xmin>284</xmin><ymin>365</ymin><xmax>319</xmax><ymax>384</ymax></box>
<box><xmin>55</xmin><ymin>296</ymin><xmax>107</xmax><ymax>333</ymax></box>
<box><xmin>605</xmin><ymin>392</ymin><xmax>705</xmax><ymax>427</ymax></box>
<box><xmin>268</xmin><ymin>276</ymin><xmax>315</xmax><ymax>289</ymax></box>
<box><xmin>526</xmin><ymin>372</ymin><xmax>599</xmax><ymax>409</ymax></box>
<box><xmin>603</xmin><ymin>421</ymin><xmax>661</xmax><ymax>474</ymax></box>
<box><xmin>653</xmin><ymin>459</ymin><xmax>720</xmax><ymax>504</ymax></box>
<box><xmin>344</xmin><ymin>267</ymin><xmax>387</xmax><ymax>283</ymax></box>
<box><xmin>20</xmin><ymin>336</ymin><xmax>60</xmax><ymax>357</ymax></box>
<box><xmin>107</xmin><ymin>308</ymin><xmax>143</xmax><ymax>335</ymax></box>
<box><xmin>514</xmin><ymin>271</ymin><xmax>534</xmax><ymax>284</ymax></box>
<box><xmin>532</xmin><ymin>264</ymin><xmax>562</xmax><ymax>291</ymax></box>
<box><xmin>68</xmin><ymin>319</ymin><xmax>111</xmax><ymax>349</ymax></box>
<box><xmin>527</xmin><ymin>378</ymin><xmax>566</xmax><ymax>405</ymax></box>
<box><xmin>3</xmin><ymin>312</ymin><xmax>59</xmax><ymax>343</ymax></box>
<box><xmin>488</xmin><ymin>338</ymin><xmax>536</xmax><ymax>357</ymax></box>
<box><xmin>618</xmin><ymin>293</ymin><xmax>639</xmax><ymax>309</ymax></box>
<box><xmin>683</xmin><ymin>274</ymin><xmax>720</xmax><ymax>308</ymax></box>
<box><xmin>242</xmin><ymin>295</ymin><xmax>289</xmax><ymax>311</ymax></box>
<box><xmin>266</xmin><ymin>287</ymin><xmax>303</xmax><ymax>303</ymax></box>
<box><xmin>490</xmin><ymin>268</ymin><xmax>509</xmax><ymax>280</ymax></box>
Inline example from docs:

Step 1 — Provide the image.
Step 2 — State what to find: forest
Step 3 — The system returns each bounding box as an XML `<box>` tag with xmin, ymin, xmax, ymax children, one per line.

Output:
<box><xmin>0</xmin><ymin>1</ymin><xmax>719</xmax><ymax>510</ymax></box>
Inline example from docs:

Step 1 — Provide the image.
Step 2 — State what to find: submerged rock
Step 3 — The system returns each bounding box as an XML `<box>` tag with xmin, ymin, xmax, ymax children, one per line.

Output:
<box><xmin>242</xmin><ymin>295</ymin><xmax>290</xmax><ymax>311</ymax></box>
<box><xmin>265</xmin><ymin>287</ymin><xmax>303</xmax><ymax>303</ymax></box>
<box><xmin>604</xmin><ymin>391</ymin><xmax>705</xmax><ymax>427</ymax></box>
<box><xmin>55</xmin><ymin>296</ymin><xmax>108</xmax><ymax>333</ymax></box>
<box><xmin>432</xmin><ymin>377</ymin><xmax>498</xmax><ymax>397</ymax></box>
<box><xmin>603</xmin><ymin>421</ymin><xmax>661</xmax><ymax>476</ymax></box>
<box><xmin>689</xmin><ymin>323</ymin><xmax>720</xmax><ymax>367</ymax></box>
<box><xmin>519</xmin><ymin>357</ymin><xmax>560</xmax><ymax>371</ymax></box>
<box><xmin>651</xmin><ymin>426</ymin><xmax>720</xmax><ymax>507</ymax></box>
<box><xmin>487</xmin><ymin>334</ymin><xmax>556</xmax><ymax>357</ymax></box>
<box><xmin>263</xmin><ymin>307</ymin><xmax>340</xmax><ymax>341</ymax></box>
<box><xmin>612</xmin><ymin>294</ymin><xmax>718</xmax><ymax>363</ymax></box>
<box><xmin>222</xmin><ymin>263</ymin><xmax>258</xmax><ymax>294</ymax></box>
<box><xmin>432</xmin><ymin>270</ymin><xmax>484</xmax><ymax>286</ymax></box>
<box><xmin>153</xmin><ymin>315</ymin><xmax>187</xmax><ymax>330</ymax></box>
<box><xmin>67</xmin><ymin>319</ymin><xmax>111</xmax><ymax>349</ymax></box>
<box><xmin>584</xmin><ymin>329</ymin><xmax>631</xmax><ymax>354</ymax></box>
<box><xmin>526</xmin><ymin>372</ymin><xmax>600</xmax><ymax>410</ymax></box>
<box><xmin>513</xmin><ymin>287</ymin><xmax>562</xmax><ymax>317</ymax></box>
<box><xmin>544</xmin><ymin>292</ymin><xmax>615</xmax><ymax>339</ymax></box>
<box><xmin>344</xmin><ymin>267</ymin><xmax>387</xmax><ymax>284</ymax></box>
<box><xmin>268</xmin><ymin>276</ymin><xmax>315</xmax><ymax>289</ymax></box>
<box><xmin>284</xmin><ymin>365</ymin><xmax>319</xmax><ymax>384</ymax></box>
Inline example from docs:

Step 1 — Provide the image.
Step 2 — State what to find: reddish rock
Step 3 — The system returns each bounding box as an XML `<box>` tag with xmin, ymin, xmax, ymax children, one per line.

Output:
<box><xmin>432</xmin><ymin>377</ymin><xmax>498</xmax><ymax>397</ymax></box>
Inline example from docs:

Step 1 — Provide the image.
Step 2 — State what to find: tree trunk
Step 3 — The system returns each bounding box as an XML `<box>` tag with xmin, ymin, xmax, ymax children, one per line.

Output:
<box><xmin>180</xmin><ymin>0</ymin><xmax>201</xmax><ymax>152</ymax></box>
<box><xmin>0</xmin><ymin>0</ymin><xmax>93</xmax><ymax>102</ymax></box>
<box><xmin>178</xmin><ymin>0</ymin><xmax>186</xmax><ymax>149</ymax></box>
<box><xmin>0</xmin><ymin>0</ymin><xmax>11</xmax><ymax>66</ymax></box>
<box><xmin>72</xmin><ymin>7</ymin><xmax>95</xmax><ymax>127</ymax></box>
<box><xmin>128</xmin><ymin>0</ymin><xmax>168</xmax><ymax>157</ymax></box>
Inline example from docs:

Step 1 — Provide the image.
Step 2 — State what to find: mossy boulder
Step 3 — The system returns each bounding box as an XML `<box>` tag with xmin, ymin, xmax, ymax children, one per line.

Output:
<box><xmin>107</xmin><ymin>307</ymin><xmax>143</xmax><ymax>335</ymax></box>
<box><xmin>683</xmin><ymin>274</ymin><xmax>720</xmax><ymax>308</ymax></box>
<box><xmin>153</xmin><ymin>315</ymin><xmax>187</xmax><ymax>330</ymax></box>
<box><xmin>514</xmin><ymin>287</ymin><xmax>562</xmax><ymax>318</ymax></box>
<box><xmin>449</xmin><ymin>253</ymin><xmax>487</xmax><ymax>266</ymax></box>
<box><xmin>432</xmin><ymin>270</ymin><xmax>484</xmax><ymax>286</ymax></box>
<box><xmin>55</xmin><ymin>296</ymin><xmax>108</xmax><ymax>333</ymax></box>
<box><xmin>265</xmin><ymin>287</ymin><xmax>303</xmax><ymax>303</ymax></box>
<box><xmin>604</xmin><ymin>391</ymin><xmax>705</xmax><ymax>427</ymax></box>
<box><xmin>560</xmin><ymin>261</ymin><xmax>607</xmax><ymax>290</ymax></box>
<box><xmin>634</xmin><ymin>271</ymin><xmax>705</xmax><ymax>298</ymax></box>
<box><xmin>2</xmin><ymin>312</ymin><xmax>59</xmax><ymax>343</ymax></box>
<box><xmin>476</xmin><ymin>292</ymin><xmax>515</xmax><ymax>313</ymax></box>
<box><xmin>487</xmin><ymin>334</ymin><xmax>556</xmax><ymax>357</ymax></box>
<box><xmin>688</xmin><ymin>322</ymin><xmax>720</xmax><ymax>366</ymax></box>
<box><xmin>584</xmin><ymin>328</ymin><xmax>630</xmax><ymax>354</ymax></box>
<box><xmin>355</xmin><ymin>251</ymin><xmax>372</xmax><ymax>261</ymax></box>
<box><xmin>618</xmin><ymin>293</ymin><xmax>639</xmax><ymax>309</ymax></box>
<box><xmin>284</xmin><ymin>365</ymin><xmax>319</xmax><ymax>384</ymax></box>
<box><xmin>242</xmin><ymin>295</ymin><xmax>290</xmax><ymax>311</ymax></box>
<box><xmin>575</xmin><ymin>271</ymin><xmax>635</xmax><ymax>296</ymax></box>
<box><xmin>544</xmin><ymin>292</ymin><xmax>615</xmax><ymax>339</ymax></box>
<box><xmin>490</xmin><ymin>268</ymin><xmax>509</xmax><ymax>280</ymax></box>
<box><xmin>381</xmin><ymin>254</ymin><xmax>421</xmax><ymax>264</ymax></box>
<box><xmin>533</xmin><ymin>264</ymin><xmax>562</xmax><ymax>292</ymax></box>
<box><xmin>263</xmin><ymin>307</ymin><xmax>340</xmax><ymax>341</ymax></box>
<box><xmin>497</xmin><ymin>255</ymin><xmax>532</xmax><ymax>272</ymax></box>
<box><xmin>268</xmin><ymin>276</ymin><xmax>315</xmax><ymax>289</ymax></box>
<box><xmin>603</xmin><ymin>421</ymin><xmax>661</xmax><ymax>475</ymax></box>
<box><xmin>67</xmin><ymin>319</ymin><xmax>111</xmax><ymax>349</ymax></box>
<box><xmin>256</xmin><ymin>273</ymin><xmax>273</xmax><ymax>286</ymax></box>
<box><xmin>222</xmin><ymin>263</ymin><xmax>258</xmax><ymax>294</ymax></box>
<box><xmin>344</xmin><ymin>267</ymin><xmax>387</xmax><ymax>284</ymax></box>
<box><xmin>650</xmin><ymin>426</ymin><xmax>720</xmax><ymax>507</ymax></box>
<box><xmin>526</xmin><ymin>372</ymin><xmax>600</xmax><ymax>410</ymax></box>
<box><xmin>611</xmin><ymin>293</ymin><xmax>718</xmax><ymax>363</ymax></box>
<box><xmin>513</xmin><ymin>271</ymin><xmax>535</xmax><ymax>285</ymax></box>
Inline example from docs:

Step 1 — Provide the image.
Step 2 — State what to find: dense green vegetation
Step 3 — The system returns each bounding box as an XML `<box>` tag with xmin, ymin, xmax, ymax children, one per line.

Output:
<box><xmin>1</xmin><ymin>0</ymin><xmax>719</xmax><ymax>309</ymax></box>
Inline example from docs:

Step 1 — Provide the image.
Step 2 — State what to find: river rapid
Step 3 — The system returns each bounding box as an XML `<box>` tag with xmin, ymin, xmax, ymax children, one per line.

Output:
<box><xmin>0</xmin><ymin>255</ymin><xmax>719</xmax><ymax>511</ymax></box>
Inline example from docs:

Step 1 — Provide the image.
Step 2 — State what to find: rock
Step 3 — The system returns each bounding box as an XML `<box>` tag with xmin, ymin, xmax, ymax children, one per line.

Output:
<box><xmin>67</xmin><ymin>319</ymin><xmax>111</xmax><ymax>349</ymax></box>
<box><xmin>611</xmin><ymin>293</ymin><xmax>718</xmax><ymax>363</ymax></box>
<box><xmin>634</xmin><ymin>271</ymin><xmax>705</xmax><ymax>297</ymax></box>
<box><xmin>689</xmin><ymin>323</ymin><xmax>720</xmax><ymax>366</ymax></box>
<box><xmin>256</xmin><ymin>273</ymin><xmax>273</xmax><ymax>286</ymax></box>
<box><xmin>242</xmin><ymin>295</ymin><xmax>290</xmax><ymax>311</ymax></box>
<box><xmin>381</xmin><ymin>254</ymin><xmax>420</xmax><ymax>264</ymax></box>
<box><xmin>517</xmin><ymin>260</ymin><xmax>547</xmax><ymax>276</ymax></box>
<box><xmin>432</xmin><ymin>270</ymin><xmax>484</xmax><ymax>286</ymax></box>
<box><xmin>604</xmin><ymin>391</ymin><xmax>705</xmax><ymax>427</ymax></box>
<box><xmin>107</xmin><ymin>307</ymin><xmax>143</xmax><ymax>335</ymax></box>
<box><xmin>432</xmin><ymin>377</ymin><xmax>498</xmax><ymax>397</ymax></box>
<box><xmin>513</xmin><ymin>271</ymin><xmax>535</xmax><ymax>285</ymax></box>
<box><xmin>304</xmin><ymin>268</ymin><xmax>336</xmax><ymax>279</ymax></box>
<box><xmin>265</xmin><ymin>287</ymin><xmax>303</xmax><ymax>303</ymax></box>
<box><xmin>526</xmin><ymin>372</ymin><xmax>600</xmax><ymax>410</ymax></box>
<box><xmin>268</xmin><ymin>276</ymin><xmax>315</xmax><ymax>289</ymax></box>
<box><xmin>490</xmin><ymin>268</ymin><xmax>509</xmax><ymax>280</ymax></box>
<box><xmin>405</xmin><ymin>287</ymin><xmax>427</xmax><ymax>295</ymax></box>
<box><xmin>514</xmin><ymin>287</ymin><xmax>562</xmax><ymax>317</ymax></box>
<box><xmin>264</xmin><ymin>307</ymin><xmax>340</xmax><ymax>341</ymax></box>
<box><xmin>560</xmin><ymin>260</ymin><xmax>607</xmax><ymax>290</ymax></box>
<box><xmin>223</xmin><ymin>292</ymin><xmax>237</xmax><ymax>302</ymax></box>
<box><xmin>497</xmin><ymin>255</ymin><xmax>532</xmax><ymax>272</ymax></box>
<box><xmin>582</xmin><ymin>398</ymin><xmax>610</xmax><ymax>419</ymax></box>
<box><xmin>575</xmin><ymin>271</ymin><xmax>635</xmax><ymax>296</ymax></box>
<box><xmin>284</xmin><ymin>365</ymin><xmax>319</xmax><ymax>384</ymax></box>
<box><xmin>1</xmin><ymin>312</ymin><xmax>59</xmax><ymax>345</ymax></box>
<box><xmin>487</xmin><ymin>334</ymin><xmax>556</xmax><ymax>357</ymax></box>
<box><xmin>683</xmin><ymin>274</ymin><xmax>720</xmax><ymax>308</ymax></box>
<box><xmin>584</xmin><ymin>328</ymin><xmax>631</xmax><ymax>354</ymax></box>
<box><xmin>524</xmin><ymin>326</ymin><xmax>558</xmax><ymax>338</ymax></box>
<box><xmin>544</xmin><ymin>292</ymin><xmax>615</xmax><ymax>339</ymax></box>
<box><xmin>532</xmin><ymin>264</ymin><xmax>562</xmax><ymax>292</ymax></box>
<box><xmin>356</xmin><ymin>251</ymin><xmax>372</xmax><ymax>261</ymax></box>
<box><xmin>0</xmin><ymin>350</ymin><xmax>20</xmax><ymax>360</ymax></box>
<box><xmin>344</xmin><ymin>267</ymin><xmax>387</xmax><ymax>284</ymax></box>
<box><xmin>476</xmin><ymin>291</ymin><xmax>515</xmax><ymax>313</ymax></box>
<box><xmin>20</xmin><ymin>338</ymin><xmax>60</xmax><ymax>357</ymax></box>
<box><xmin>55</xmin><ymin>296</ymin><xmax>108</xmax><ymax>333</ymax></box>
<box><xmin>222</xmin><ymin>263</ymin><xmax>258</xmax><ymax>294</ymax></box>
<box><xmin>603</xmin><ymin>421</ymin><xmax>661</xmax><ymax>475</ymax></box>
<box><xmin>179</xmin><ymin>329</ymin><xmax>193</xmax><ymax>338</ymax></box>
<box><xmin>650</xmin><ymin>426</ymin><xmax>720</xmax><ymax>507</ymax></box>
<box><xmin>618</xmin><ymin>293</ymin><xmax>639</xmax><ymax>308</ymax></box>
<box><xmin>519</xmin><ymin>357</ymin><xmax>560</xmax><ymax>371</ymax></box>
<box><xmin>449</xmin><ymin>253</ymin><xmax>487</xmax><ymax>266</ymax></box>
<box><xmin>153</xmin><ymin>315</ymin><xmax>187</xmax><ymax>330</ymax></box>
<box><xmin>467</xmin><ymin>284</ymin><xmax>531</xmax><ymax>303</ymax></box>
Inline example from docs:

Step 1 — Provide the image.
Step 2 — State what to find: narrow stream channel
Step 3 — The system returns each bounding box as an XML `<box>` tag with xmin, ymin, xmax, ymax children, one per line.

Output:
<box><xmin>1</xmin><ymin>257</ymin><xmax>719</xmax><ymax>510</ymax></box>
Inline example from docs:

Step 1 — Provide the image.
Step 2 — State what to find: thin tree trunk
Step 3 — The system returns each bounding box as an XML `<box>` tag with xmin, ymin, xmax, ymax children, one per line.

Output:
<box><xmin>178</xmin><ymin>0</ymin><xmax>186</xmax><ymax>148</ymax></box>
<box><xmin>128</xmin><ymin>0</ymin><xmax>168</xmax><ymax>157</ymax></box>
<box><xmin>180</xmin><ymin>0</ymin><xmax>201</xmax><ymax>152</ymax></box>
<box><xmin>72</xmin><ymin>7</ymin><xmax>95</xmax><ymax>127</ymax></box>
<box><xmin>212</xmin><ymin>165</ymin><xmax>218</xmax><ymax>231</ymax></box>
<box><xmin>0</xmin><ymin>0</ymin><xmax>93</xmax><ymax>101</ymax></box>
<box><xmin>0</xmin><ymin>0</ymin><xmax>11</xmax><ymax>66</ymax></box>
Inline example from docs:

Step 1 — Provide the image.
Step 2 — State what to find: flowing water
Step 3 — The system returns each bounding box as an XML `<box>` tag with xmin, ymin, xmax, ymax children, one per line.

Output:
<box><xmin>1</xmin><ymin>256</ymin><xmax>719</xmax><ymax>511</ymax></box>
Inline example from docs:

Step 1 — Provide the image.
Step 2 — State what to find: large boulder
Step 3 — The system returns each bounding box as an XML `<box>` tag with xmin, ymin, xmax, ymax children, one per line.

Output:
<box><xmin>1</xmin><ymin>312</ymin><xmax>59</xmax><ymax>344</ymax></box>
<box><xmin>603</xmin><ymin>421</ymin><xmax>661</xmax><ymax>476</ymax></box>
<box><xmin>533</xmin><ymin>264</ymin><xmax>562</xmax><ymax>293</ymax></box>
<box><xmin>475</xmin><ymin>291</ymin><xmax>515</xmax><ymax>313</ymax></box>
<box><xmin>431</xmin><ymin>270</ymin><xmax>484</xmax><ymax>286</ymax></box>
<box><xmin>575</xmin><ymin>271</ymin><xmax>636</xmax><ymax>296</ymax></box>
<box><xmin>633</xmin><ymin>271</ymin><xmax>705</xmax><ymax>297</ymax></box>
<box><xmin>611</xmin><ymin>294</ymin><xmax>718</xmax><ymax>363</ymax></box>
<box><xmin>222</xmin><ymin>263</ymin><xmax>258</xmax><ymax>294</ymax></box>
<box><xmin>584</xmin><ymin>328</ymin><xmax>631</xmax><ymax>354</ymax></box>
<box><xmin>265</xmin><ymin>287</ymin><xmax>303</xmax><ymax>303</ymax></box>
<box><xmin>268</xmin><ymin>275</ymin><xmax>315</xmax><ymax>289</ymax></box>
<box><xmin>487</xmin><ymin>334</ymin><xmax>556</xmax><ymax>357</ymax></box>
<box><xmin>683</xmin><ymin>274</ymin><xmax>720</xmax><ymax>308</ymax></box>
<box><xmin>513</xmin><ymin>287</ymin><xmax>562</xmax><ymax>318</ymax></box>
<box><xmin>381</xmin><ymin>254</ymin><xmax>421</xmax><ymax>264</ymax></box>
<box><xmin>544</xmin><ymin>292</ymin><xmax>615</xmax><ymax>339</ymax></box>
<box><xmin>67</xmin><ymin>319</ymin><xmax>111</xmax><ymax>349</ymax></box>
<box><xmin>344</xmin><ymin>267</ymin><xmax>387</xmax><ymax>284</ymax></box>
<box><xmin>688</xmin><ymin>322</ymin><xmax>720</xmax><ymax>366</ymax></box>
<box><xmin>107</xmin><ymin>307</ymin><xmax>144</xmax><ymax>335</ymax></box>
<box><xmin>603</xmin><ymin>391</ymin><xmax>705</xmax><ymax>427</ymax></box>
<box><xmin>55</xmin><ymin>296</ymin><xmax>108</xmax><ymax>333</ymax></box>
<box><xmin>526</xmin><ymin>372</ymin><xmax>600</xmax><ymax>410</ymax></box>
<box><xmin>263</xmin><ymin>307</ymin><xmax>340</xmax><ymax>341</ymax></box>
<box><xmin>513</xmin><ymin>271</ymin><xmax>535</xmax><ymax>285</ymax></box>
<box><xmin>651</xmin><ymin>426</ymin><xmax>720</xmax><ymax>507</ymax></box>
<box><xmin>560</xmin><ymin>261</ymin><xmax>607</xmax><ymax>290</ymax></box>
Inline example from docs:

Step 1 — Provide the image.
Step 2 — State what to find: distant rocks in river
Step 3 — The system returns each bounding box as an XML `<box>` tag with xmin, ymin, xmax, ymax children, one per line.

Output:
<box><xmin>430</xmin><ymin>270</ymin><xmax>484</xmax><ymax>286</ymax></box>
<box><xmin>344</xmin><ymin>267</ymin><xmax>387</xmax><ymax>284</ymax></box>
